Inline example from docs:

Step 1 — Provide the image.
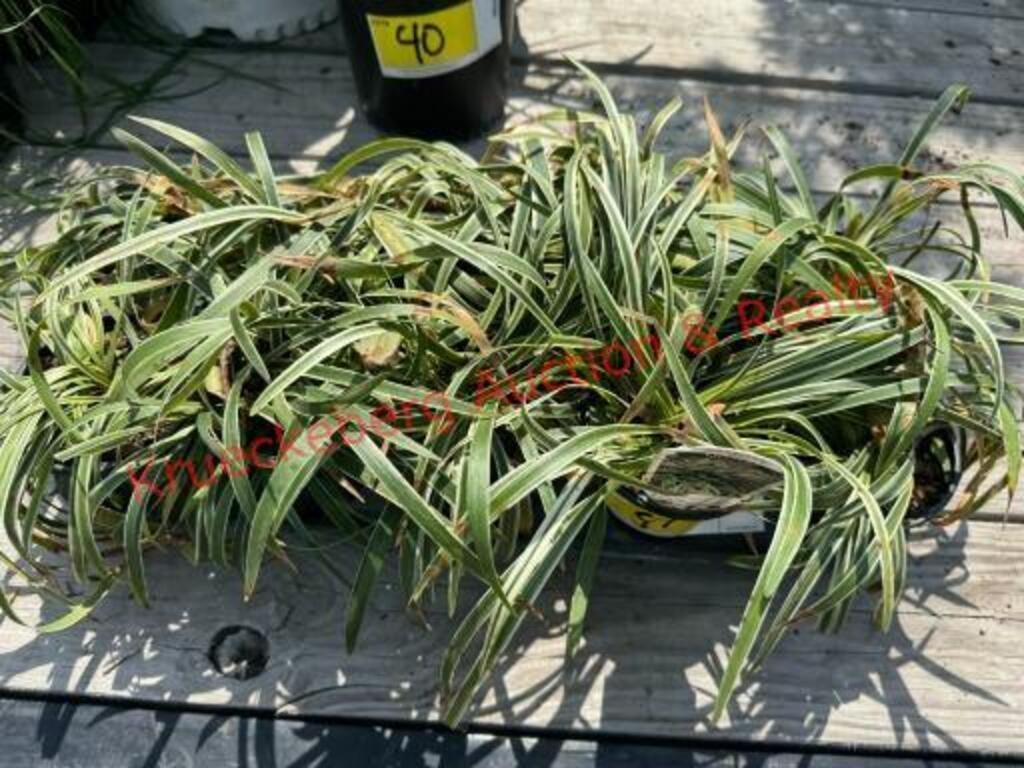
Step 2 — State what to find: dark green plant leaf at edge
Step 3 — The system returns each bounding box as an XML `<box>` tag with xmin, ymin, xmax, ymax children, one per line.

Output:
<box><xmin>345</xmin><ymin>503</ymin><xmax>403</xmax><ymax>653</ymax></box>
<box><xmin>461</xmin><ymin>404</ymin><xmax>499</xmax><ymax>584</ymax></box>
<box><xmin>712</xmin><ymin>453</ymin><xmax>812</xmax><ymax>723</ymax></box>
<box><xmin>243</xmin><ymin>417</ymin><xmax>344</xmax><ymax>597</ymax></box>
<box><xmin>566</xmin><ymin>503</ymin><xmax>607</xmax><ymax>660</ymax></box>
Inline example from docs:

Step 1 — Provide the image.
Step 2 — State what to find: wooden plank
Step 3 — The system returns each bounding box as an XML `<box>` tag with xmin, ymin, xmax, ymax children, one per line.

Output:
<box><xmin>802</xmin><ymin>0</ymin><xmax>1024</xmax><ymax>22</ymax></box>
<box><xmin>92</xmin><ymin>3</ymin><xmax>1024</xmax><ymax>58</ymax></box>
<box><xmin>0</xmin><ymin>521</ymin><xmax>1020</xmax><ymax>755</ymax></box>
<box><xmin>0</xmin><ymin>696</ymin><xmax>981</xmax><ymax>768</ymax></box>
<box><xmin>11</xmin><ymin>43</ymin><xmax>1024</xmax><ymax>202</ymax></box>
<box><xmin>91</xmin><ymin>4</ymin><xmax>1024</xmax><ymax>102</ymax></box>
<box><xmin>0</xmin><ymin>331</ymin><xmax>22</xmax><ymax>373</ymax></box>
<box><xmin>515</xmin><ymin>0</ymin><xmax>1024</xmax><ymax>105</ymax></box>
<box><xmin>1</xmin><ymin>146</ymin><xmax>121</xmax><ymax>252</ymax></box>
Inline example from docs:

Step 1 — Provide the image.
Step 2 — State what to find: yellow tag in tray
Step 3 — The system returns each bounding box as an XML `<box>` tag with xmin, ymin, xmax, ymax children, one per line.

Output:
<box><xmin>608</xmin><ymin>446</ymin><xmax>783</xmax><ymax>538</ymax></box>
<box><xmin>367</xmin><ymin>0</ymin><xmax>502</xmax><ymax>79</ymax></box>
<box><xmin>607</xmin><ymin>488</ymin><xmax>702</xmax><ymax>538</ymax></box>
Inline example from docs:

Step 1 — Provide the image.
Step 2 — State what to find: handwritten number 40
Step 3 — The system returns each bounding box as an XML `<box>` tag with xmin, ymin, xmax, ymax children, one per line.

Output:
<box><xmin>395</xmin><ymin>22</ymin><xmax>446</xmax><ymax>64</ymax></box>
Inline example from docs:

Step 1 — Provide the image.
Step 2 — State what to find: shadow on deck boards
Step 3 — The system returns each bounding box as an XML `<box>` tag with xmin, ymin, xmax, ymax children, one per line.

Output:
<box><xmin>0</xmin><ymin>520</ymin><xmax>1016</xmax><ymax>762</ymax></box>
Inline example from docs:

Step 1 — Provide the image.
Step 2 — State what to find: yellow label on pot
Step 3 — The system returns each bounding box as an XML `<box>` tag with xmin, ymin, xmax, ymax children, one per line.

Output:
<box><xmin>608</xmin><ymin>489</ymin><xmax>702</xmax><ymax>538</ymax></box>
<box><xmin>366</xmin><ymin>0</ymin><xmax>502</xmax><ymax>79</ymax></box>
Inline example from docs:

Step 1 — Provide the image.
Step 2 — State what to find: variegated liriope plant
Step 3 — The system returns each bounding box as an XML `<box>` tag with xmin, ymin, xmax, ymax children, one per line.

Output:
<box><xmin>1</xmin><ymin>65</ymin><xmax>1022</xmax><ymax>724</ymax></box>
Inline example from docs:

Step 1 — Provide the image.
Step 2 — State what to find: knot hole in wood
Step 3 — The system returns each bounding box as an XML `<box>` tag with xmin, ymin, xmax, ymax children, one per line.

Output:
<box><xmin>208</xmin><ymin>625</ymin><xmax>270</xmax><ymax>681</ymax></box>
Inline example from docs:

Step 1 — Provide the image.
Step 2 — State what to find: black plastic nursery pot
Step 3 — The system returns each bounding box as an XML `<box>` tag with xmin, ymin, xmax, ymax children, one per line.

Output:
<box><xmin>907</xmin><ymin>422</ymin><xmax>965</xmax><ymax>522</ymax></box>
<box><xmin>339</xmin><ymin>0</ymin><xmax>515</xmax><ymax>140</ymax></box>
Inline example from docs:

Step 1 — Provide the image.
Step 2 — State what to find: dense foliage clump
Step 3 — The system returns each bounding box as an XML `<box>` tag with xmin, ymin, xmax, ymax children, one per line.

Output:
<box><xmin>2</xmin><ymin>67</ymin><xmax>1022</xmax><ymax>722</ymax></box>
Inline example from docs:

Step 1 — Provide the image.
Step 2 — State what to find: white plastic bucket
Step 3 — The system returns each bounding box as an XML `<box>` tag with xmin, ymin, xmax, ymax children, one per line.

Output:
<box><xmin>138</xmin><ymin>0</ymin><xmax>338</xmax><ymax>42</ymax></box>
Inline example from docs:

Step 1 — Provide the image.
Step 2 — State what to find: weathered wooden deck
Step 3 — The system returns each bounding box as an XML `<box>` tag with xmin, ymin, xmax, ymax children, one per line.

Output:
<box><xmin>2</xmin><ymin>2</ymin><xmax>1023</xmax><ymax>764</ymax></box>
